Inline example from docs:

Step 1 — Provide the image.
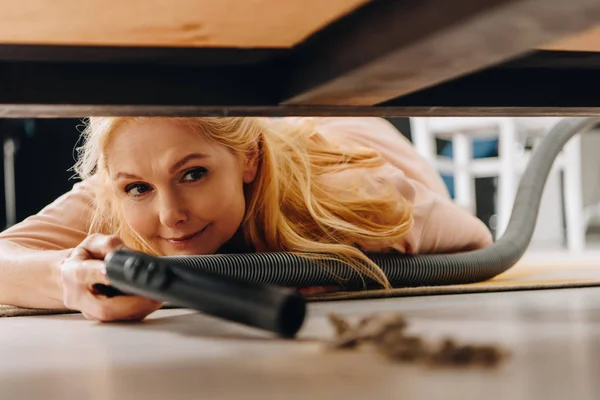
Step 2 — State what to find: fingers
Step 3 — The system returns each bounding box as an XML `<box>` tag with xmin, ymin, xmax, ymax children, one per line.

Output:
<box><xmin>60</xmin><ymin>233</ymin><xmax>161</xmax><ymax>322</ymax></box>
<box><xmin>60</xmin><ymin>260</ymin><xmax>109</xmax><ymax>312</ymax></box>
<box><xmin>60</xmin><ymin>234</ymin><xmax>122</xmax><ymax>313</ymax></box>
<box><xmin>72</xmin><ymin>234</ymin><xmax>125</xmax><ymax>261</ymax></box>
<box><xmin>61</xmin><ymin>234</ymin><xmax>124</xmax><ymax>287</ymax></box>
<box><xmin>60</xmin><ymin>257</ymin><xmax>110</xmax><ymax>287</ymax></box>
<box><xmin>78</xmin><ymin>293</ymin><xmax>163</xmax><ymax>322</ymax></box>
<box><xmin>101</xmin><ymin>296</ymin><xmax>163</xmax><ymax>322</ymax></box>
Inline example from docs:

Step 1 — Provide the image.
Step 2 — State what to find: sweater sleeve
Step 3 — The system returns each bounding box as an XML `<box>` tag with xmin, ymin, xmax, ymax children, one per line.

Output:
<box><xmin>0</xmin><ymin>177</ymin><xmax>97</xmax><ymax>250</ymax></box>
<box><xmin>310</xmin><ymin>117</ymin><xmax>493</xmax><ymax>254</ymax></box>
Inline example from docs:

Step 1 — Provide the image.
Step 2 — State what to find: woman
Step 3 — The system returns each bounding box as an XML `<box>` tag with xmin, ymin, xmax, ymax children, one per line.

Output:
<box><xmin>0</xmin><ymin>117</ymin><xmax>492</xmax><ymax>321</ymax></box>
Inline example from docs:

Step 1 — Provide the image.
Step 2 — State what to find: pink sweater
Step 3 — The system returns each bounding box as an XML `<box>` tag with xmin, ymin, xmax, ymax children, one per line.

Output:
<box><xmin>0</xmin><ymin>118</ymin><xmax>492</xmax><ymax>253</ymax></box>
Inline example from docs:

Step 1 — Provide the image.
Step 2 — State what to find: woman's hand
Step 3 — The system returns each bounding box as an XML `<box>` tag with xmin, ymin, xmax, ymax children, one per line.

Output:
<box><xmin>59</xmin><ymin>234</ymin><xmax>163</xmax><ymax>322</ymax></box>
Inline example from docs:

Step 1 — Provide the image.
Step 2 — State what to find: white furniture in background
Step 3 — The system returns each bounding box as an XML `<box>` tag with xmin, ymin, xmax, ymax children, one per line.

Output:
<box><xmin>3</xmin><ymin>137</ymin><xmax>17</xmax><ymax>228</ymax></box>
<box><xmin>410</xmin><ymin>117</ymin><xmax>585</xmax><ymax>253</ymax></box>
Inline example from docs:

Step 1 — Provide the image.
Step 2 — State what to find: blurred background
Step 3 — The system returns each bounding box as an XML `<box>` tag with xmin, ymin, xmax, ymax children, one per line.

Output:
<box><xmin>3</xmin><ymin>116</ymin><xmax>600</xmax><ymax>262</ymax></box>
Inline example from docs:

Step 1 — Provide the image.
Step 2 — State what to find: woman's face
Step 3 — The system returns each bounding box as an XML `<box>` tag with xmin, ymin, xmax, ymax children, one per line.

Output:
<box><xmin>105</xmin><ymin>119</ymin><xmax>258</xmax><ymax>255</ymax></box>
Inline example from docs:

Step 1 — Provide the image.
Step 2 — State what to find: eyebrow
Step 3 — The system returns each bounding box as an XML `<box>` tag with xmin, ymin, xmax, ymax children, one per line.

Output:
<box><xmin>114</xmin><ymin>153</ymin><xmax>210</xmax><ymax>180</ymax></box>
<box><xmin>168</xmin><ymin>153</ymin><xmax>210</xmax><ymax>174</ymax></box>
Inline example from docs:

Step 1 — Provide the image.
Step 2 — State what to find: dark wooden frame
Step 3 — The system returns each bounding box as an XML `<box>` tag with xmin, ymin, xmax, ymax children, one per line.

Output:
<box><xmin>1</xmin><ymin>0</ymin><xmax>600</xmax><ymax>117</ymax></box>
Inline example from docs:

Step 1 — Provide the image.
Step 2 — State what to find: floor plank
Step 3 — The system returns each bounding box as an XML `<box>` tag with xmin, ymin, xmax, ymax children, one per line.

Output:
<box><xmin>1</xmin><ymin>288</ymin><xmax>599</xmax><ymax>399</ymax></box>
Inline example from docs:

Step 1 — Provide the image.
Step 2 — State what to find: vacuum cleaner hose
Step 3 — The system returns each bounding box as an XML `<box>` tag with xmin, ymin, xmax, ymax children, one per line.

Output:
<box><xmin>164</xmin><ymin>118</ymin><xmax>600</xmax><ymax>288</ymax></box>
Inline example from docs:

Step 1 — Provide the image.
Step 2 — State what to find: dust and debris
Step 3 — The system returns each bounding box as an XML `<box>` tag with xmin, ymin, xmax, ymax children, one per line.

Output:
<box><xmin>428</xmin><ymin>339</ymin><xmax>505</xmax><ymax>367</ymax></box>
<box><xmin>328</xmin><ymin>313</ymin><xmax>352</xmax><ymax>337</ymax></box>
<box><xmin>326</xmin><ymin>312</ymin><xmax>507</xmax><ymax>368</ymax></box>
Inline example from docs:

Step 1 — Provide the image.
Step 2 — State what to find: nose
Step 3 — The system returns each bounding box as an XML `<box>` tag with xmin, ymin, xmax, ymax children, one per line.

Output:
<box><xmin>158</xmin><ymin>191</ymin><xmax>189</xmax><ymax>228</ymax></box>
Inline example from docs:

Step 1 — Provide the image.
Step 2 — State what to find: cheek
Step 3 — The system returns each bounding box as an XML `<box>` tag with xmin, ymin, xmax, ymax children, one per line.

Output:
<box><xmin>194</xmin><ymin>185</ymin><xmax>243</xmax><ymax>216</ymax></box>
<box><xmin>121</xmin><ymin>202</ymin><xmax>155</xmax><ymax>235</ymax></box>
<box><xmin>191</xmin><ymin>175</ymin><xmax>246</xmax><ymax>221</ymax></box>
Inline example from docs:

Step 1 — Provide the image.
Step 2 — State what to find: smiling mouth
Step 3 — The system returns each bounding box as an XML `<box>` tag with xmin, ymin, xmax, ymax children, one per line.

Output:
<box><xmin>165</xmin><ymin>225</ymin><xmax>209</xmax><ymax>244</ymax></box>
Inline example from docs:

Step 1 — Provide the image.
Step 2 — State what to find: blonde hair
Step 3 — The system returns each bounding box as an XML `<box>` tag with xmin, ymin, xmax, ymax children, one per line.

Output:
<box><xmin>74</xmin><ymin>117</ymin><xmax>413</xmax><ymax>288</ymax></box>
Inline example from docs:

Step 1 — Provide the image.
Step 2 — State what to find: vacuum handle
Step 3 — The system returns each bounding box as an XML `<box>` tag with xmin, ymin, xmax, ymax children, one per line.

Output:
<box><xmin>104</xmin><ymin>249</ymin><xmax>306</xmax><ymax>337</ymax></box>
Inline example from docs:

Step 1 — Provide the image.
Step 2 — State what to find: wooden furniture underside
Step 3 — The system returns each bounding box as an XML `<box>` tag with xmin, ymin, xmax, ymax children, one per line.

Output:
<box><xmin>2</xmin><ymin>0</ymin><xmax>600</xmax><ymax>117</ymax></box>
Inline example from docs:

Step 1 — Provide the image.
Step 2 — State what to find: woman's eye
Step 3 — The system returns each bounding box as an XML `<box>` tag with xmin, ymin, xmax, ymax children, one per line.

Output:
<box><xmin>182</xmin><ymin>167</ymin><xmax>207</xmax><ymax>182</ymax></box>
<box><xmin>125</xmin><ymin>183</ymin><xmax>152</xmax><ymax>196</ymax></box>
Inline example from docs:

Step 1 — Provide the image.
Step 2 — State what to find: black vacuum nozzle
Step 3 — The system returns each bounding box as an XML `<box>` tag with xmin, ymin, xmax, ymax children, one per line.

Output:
<box><xmin>104</xmin><ymin>249</ymin><xmax>306</xmax><ymax>338</ymax></box>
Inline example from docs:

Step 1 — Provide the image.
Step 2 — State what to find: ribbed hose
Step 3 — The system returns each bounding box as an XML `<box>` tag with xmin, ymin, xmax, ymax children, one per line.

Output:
<box><xmin>165</xmin><ymin>118</ymin><xmax>600</xmax><ymax>288</ymax></box>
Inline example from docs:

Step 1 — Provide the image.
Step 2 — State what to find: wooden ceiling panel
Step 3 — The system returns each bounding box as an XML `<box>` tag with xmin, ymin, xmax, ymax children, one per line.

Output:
<box><xmin>538</xmin><ymin>26</ymin><xmax>600</xmax><ymax>52</ymax></box>
<box><xmin>0</xmin><ymin>0</ymin><xmax>369</xmax><ymax>48</ymax></box>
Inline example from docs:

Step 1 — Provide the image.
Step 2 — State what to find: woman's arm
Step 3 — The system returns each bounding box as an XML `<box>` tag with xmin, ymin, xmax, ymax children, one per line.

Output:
<box><xmin>381</xmin><ymin>163</ymin><xmax>494</xmax><ymax>254</ymax></box>
<box><xmin>0</xmin><ymin>241</ymin><xmax>69</xmax><ymax>308</ymax></box>
<box><xmin>0</xmin><ymin>179</ymin><xmax>93</xmax><ymax>308</ymax></box>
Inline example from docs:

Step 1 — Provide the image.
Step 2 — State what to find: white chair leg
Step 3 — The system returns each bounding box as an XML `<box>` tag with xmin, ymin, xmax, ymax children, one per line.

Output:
<box><xmin>496</xmin><ymin>119</ymin><xmax>518</xmax><ymax>238</ymax></box>
<box><xmin>3</xmin><ymin>137</ymin><xmax>16</xmax><ymax>228</ymax></box>
<box><xmin>453</xmin><ymin>132</ymin><xmax>475</xmax><ymax>214</ymax></box>
<box><xmin>410</xmin><ymin>118</ymin><xmax>436</xmax><ymax>163</ymax></box>
<box><xmin>563</xmin><ymin>134</ymin><xmax>585</xmax><ymax>253</ymax></box>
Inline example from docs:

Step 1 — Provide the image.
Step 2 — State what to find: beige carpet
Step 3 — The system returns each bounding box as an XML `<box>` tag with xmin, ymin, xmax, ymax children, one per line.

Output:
<box><xmin>305</xmin><ymin>261</ymin><xmax>600</xmax><ymax>300</ymax></box>
<box><xmin>2</xmin><ymin>262</ymin><xmax>599</xmax><ymax>317</ymax></box>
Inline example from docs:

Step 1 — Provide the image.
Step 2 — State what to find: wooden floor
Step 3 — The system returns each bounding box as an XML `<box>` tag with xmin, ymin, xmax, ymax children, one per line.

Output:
<box><xmin>1</xmin><ymin>287</ymin><xmax>600</xmax><ymax>399</ymax></box>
